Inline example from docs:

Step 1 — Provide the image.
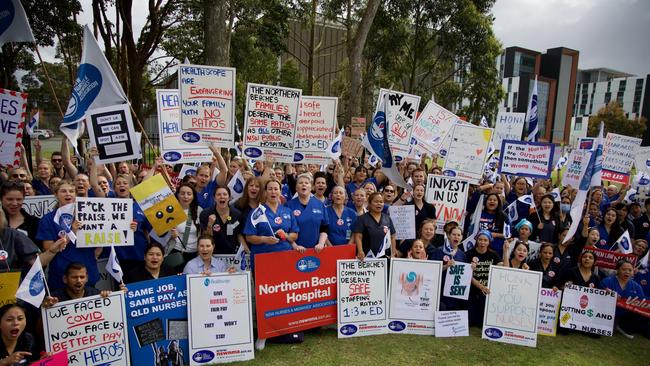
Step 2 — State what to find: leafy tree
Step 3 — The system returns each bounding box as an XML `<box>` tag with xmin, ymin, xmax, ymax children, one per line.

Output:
<box><xmin>587</xmin><ymin>101</ymin><xmax>647</xmax><ymax>138</ymax></box>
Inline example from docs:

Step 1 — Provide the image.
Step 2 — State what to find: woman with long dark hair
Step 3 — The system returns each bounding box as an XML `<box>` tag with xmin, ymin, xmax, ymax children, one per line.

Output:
<box><xmin>0</xmin><ymin>182</ymin><xmax>39</xmax><ymax>245</ymax></box>
<box><xmin>528</xmin><ymin>194</ymin><xmax>561</xmax><ymax>243</ymax></box>
<box><xmin>165</xmin><ymin>183</ymin><xmax>201</xmax><ymax>269</ymax></box>
<box><xmin>480</xmin><ymin>193</ymin><xmax>506</xmax><ymax>256</ymax></box>
<box><xmin>597</xmin><ymin>207</ymin><xmax>624</xmax><ymax>250</ymax></box>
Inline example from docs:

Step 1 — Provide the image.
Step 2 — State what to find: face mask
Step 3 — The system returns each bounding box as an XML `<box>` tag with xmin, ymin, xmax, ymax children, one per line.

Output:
<box><xmin>560</xmin><ymin>203</ymin><xmax>571</xmax><ymax>213</ymax></box>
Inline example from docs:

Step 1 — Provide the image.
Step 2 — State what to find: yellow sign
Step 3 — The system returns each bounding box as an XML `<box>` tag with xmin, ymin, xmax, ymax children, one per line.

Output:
<box><xmin>130</xmin><ymin>174</ymin><xmax>187</xmax><ymax>235</ymax></box>
<box><xmin>0</xmin><ymin>272</ymin><xmax>21</xmax><ymax>306</ymax></box>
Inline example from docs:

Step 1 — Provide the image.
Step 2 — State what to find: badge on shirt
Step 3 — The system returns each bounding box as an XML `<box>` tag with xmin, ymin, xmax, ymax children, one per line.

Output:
<box><xmin>553</xmin><ymin>257</ymin><xmax>561</xmax><ymax>264</ymax></box>
<box><xmin>213</xmin><ymin>224</ymin><xmax>221</xmax><ymax>232</ymax></box>
<box><xmin>443</xmin><ymin>255</ymin><xmax>450</xmax><ymax>262</ymax></box>
<box><xmin>472</xmin><ymin>257</ymin><xmax>479</xmax><ymax>263</ymax></box>
<box><xmin>293</xmin><ymin>210</ymin><xmax>301</xmax><ymax>217</ymax></box>
<box><xmin>548</xmin><ymin>270</ymin><xmax>555</xmax><ymax>278</ymax></box>
<box><xmin>644</xmin><ymin>222</ymin><xmax>649</xmax><ymax>228</ymax></box>
<box><xmin>275</xmin><ymin>217</ymin><xmax>283</xmax><ymax>225</ymax></box>
<box><xmin>0</xmin><ymin>250</ymin><xmax>7</xmax><ymax>261</ymax></box>
<box><xmin>227</xmin><ymin>224</ymin><xmax>236</xmax><ymax>236</ymax></box>
<box><xmin>337</xmin><ymin>219</ymin><xmax>344</xmax><ymax>226</ymax></box>
<box><xmin>641</xmin><ymin>279</ymin><xmax>647</xmax><ymax>286</ymax></box>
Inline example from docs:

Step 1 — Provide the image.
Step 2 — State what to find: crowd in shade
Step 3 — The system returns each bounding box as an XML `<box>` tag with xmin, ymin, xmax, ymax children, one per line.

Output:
<box><xmin>0</xmin><ymin>128</ymin><xmax>648</xmax><ymax>362</ymax></box>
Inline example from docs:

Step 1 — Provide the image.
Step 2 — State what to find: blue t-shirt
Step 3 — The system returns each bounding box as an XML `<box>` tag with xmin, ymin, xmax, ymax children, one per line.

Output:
<box><xmin>197</xmin><ymin>180</ymin><xmax>217</xmax><ymax>209</ymax></box>
<box><xmin>596</xmin><ymin>225</ymin><xmax>611</xmax><ymax>250</ymax></box>
<box><xmin>600</xmin><ymin>275</ymin><xmax>646</xmax><ymax>315</ymax></box>
<box><xmin>32</xmin><ymin>179</ymin><xmax>51</xmax><ymax>196</ymax></box>
<box><xmin>634</xmin><ymin>271</ymin><xmax>650</xmax><ymax>297</ymax></box>
<box><xmin>36</xmin><ymin>210</ymin><xmax>99</xmax><ymax>290</ymax></box>
<box><xmin>115</xmin><ymin>202</ymin><xmax>151</xmax><ymax>261</ymax></box>
<box><xmin>243</xmin><ymin>204</ymin><xmax>299</xmax><ymax>268</ymax></box>
<box><xmin>480</xmin><ymin>211</ymin><xmax>505</xmax><ymax>256</ymax></box>
<box><xmin>326</xmin><ymin>205</ymin><xmax>357</xmax><ymax>245</ymax></box>
<box><xmin>286</xmin><ymin>197</ymin><xmax>329</xmax><ymax>248</ymax></box>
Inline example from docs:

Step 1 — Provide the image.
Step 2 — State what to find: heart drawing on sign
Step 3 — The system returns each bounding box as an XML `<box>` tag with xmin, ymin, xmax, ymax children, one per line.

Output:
<box><xmin>476</xmin><ymin>149</ymin><xmax>483</xmax><ymax>156</ymax></box>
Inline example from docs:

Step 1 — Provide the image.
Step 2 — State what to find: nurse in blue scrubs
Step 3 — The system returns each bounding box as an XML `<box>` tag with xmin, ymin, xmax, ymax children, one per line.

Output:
<box><xmin>325</xmin><ymin>185</ymin><xmax>356</xmax><ymax>246</ymax></box>
<box><xmin>286</xmin><ymin>174</ymin><xmax>329</xmax><ymax>252</ymax></box>
<box><xmin>243</xmin><ymin>179</ymin><xmax>300</xmax><ymax>351</ymax></box>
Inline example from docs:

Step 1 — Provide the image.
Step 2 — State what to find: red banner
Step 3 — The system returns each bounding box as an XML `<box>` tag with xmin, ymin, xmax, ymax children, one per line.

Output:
<box><xmin>601</xmin><ymin>170</ymin><xmax>630</xmax><ymax>185</ymax></box>
<box><xmin>30</xmin><ymin>351</ymin><xmax>68</xmax><ymax>366</ymax></box>
<box><xmin>583</xmin><ymin>246</ymin><xmax>637</xmax><ymax>270</ymax></box>
<box><xmin>255</xmin><ymin>245</ymin><xmax>356</xmax><ymax>338</ymax></box>
<box><xmin>616</xmin><ymin>297</ymin><xmax>650</xmax><ymax>318</ymax></box>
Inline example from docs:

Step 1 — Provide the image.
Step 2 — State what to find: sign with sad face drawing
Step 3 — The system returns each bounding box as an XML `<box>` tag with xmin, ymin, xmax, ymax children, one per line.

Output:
<box><xmin>130</xmin><ymin>174</ymin><xmax>187</xmax><ymax>235</ymax></box>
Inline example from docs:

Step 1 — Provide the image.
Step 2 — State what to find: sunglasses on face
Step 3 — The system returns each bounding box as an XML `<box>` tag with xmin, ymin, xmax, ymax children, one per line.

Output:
<box><xmin>384</xmin><ymin>189</ymin><xmax>394</xmax><ymax>193</ymax></box>
<box><xmin>51</xmin><ymin>159</ymin><xmax>62</xmax><ymax>162</ymax></box>
<box><xmin>12</xmin><ymin>174</ymin><xmax>26</xmax><ymax>178</ymax></box>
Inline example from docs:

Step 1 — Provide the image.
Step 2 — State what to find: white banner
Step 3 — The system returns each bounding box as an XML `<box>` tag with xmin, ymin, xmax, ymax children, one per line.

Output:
<box><xmin>387</xmin><ymin>258</ymin><xmax>443</xmax><ymax>335</ymax></box>
<box><xmin>562</xmin><ymin>149</ymin><xmax>592</xmax><ymax>188</ymax></box>
<box><xmin>602</xmin><ymin>132</ymin><xmax>642</xmax><ymax>184</ymax></box>
<box><xmin>22</xmin><ymin>195</ymin><xmax>57</xmax><ymax>218</ymax></box>
<box><xmin>559</xmin><ymin>284</ymin><xmax>616</xmax><ymax>336</ymax></box>
<box><xmin>294</xmin><ymin>96</ymin><xmax>338</xmax><ymax>165</ymax></box>
<box><xmin>86</xmin><ymin>104</ymin><xmax>140</xmax><ymax>164</ymax></box>
<box><xmin>443</xmin><ymin>124</ymin><xmax>493</xmax><ymax>184</ymax></box>
<box><xmin>409</xmin><ymin>101</ymin><xmax>458</xmax><ymax>157</ymax></box>
<box><xmin>498</xmin><ymin>140</ymin><xmax>555</xmax><ymax>179</ymax></box>
<box><xmin>76</xmin><ymin>197</ymin><xmax>134</xmax><ymax>247</ymax></box>
<box><xmin>537</xmin><ymin>288</ymin><xmax>561</xmax><ymax>336</ymax></box>
<box><xmin>337</xmin><ymin>259</ymin><xmax>388</xmax><ymax>338</ymax></box>
<box><xmin>424</xmin><ymin>175</ymin><xmax>469</xmax><ymax>234</ymax></box>
<box><xmin>482</xmin><ymin>266</ymin><xmax>542</xmax><ymax>347</ymax></box>
<box><xmin>493</xmin><ymin>112</ymin><xmax>526</xmax><ymax>149</ymax></box>
<box><xmin>442</xmin><ymin>263</ymin><xmax>473</xmax><ymax>300</ymax></box>
<box><xmin>0</xmin><ymin>89</ymin><xmax>26</xmax><ymax>167</ymax></box>
<box><xmin>178</xmin><ymin>65</ymin><xmax>236</xmax><ymax>147</ymax></box>
<box><xmin>375</xmin><ymin>89</ymin><xmax>420</xmax><ymax>159</ymax></box>
<box><xmin>434</xmin><ymin>311</ymin><xmax>469</xmax><ymax>338</ymax></box>
<box><xmin>156</xmin><ymin>89</ymin><xmax>213</xmax><ymax>164</ymax></box>
<box><xmin>42</xmin><ymin>293</ymin><xmax>130</xmax><ymax>365</ymax></box>
<box><xmin>187</xmin><ymin>272</ymin><xmax>254</xmax><ymax>364</ymax></box>
<box><xmin>634</xmin><ymin>146</ymin><xmax>650</xmax><ymax>173</ymax></box>
<box><xmin>388</xmin><ymin>205</ymin><xmax>416</xmax><ymax>240</ymax></box>
<box><xmin>242</xmin><ymin>83</ymin><xmax>302</xmax><ymax>163</ymax></box>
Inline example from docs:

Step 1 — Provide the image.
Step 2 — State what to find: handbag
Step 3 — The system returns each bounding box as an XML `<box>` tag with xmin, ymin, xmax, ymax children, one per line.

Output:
<box><xmin>163</xmin><ymin>211</ymin><xmax>193</xmax><ymax>268</ymax></box>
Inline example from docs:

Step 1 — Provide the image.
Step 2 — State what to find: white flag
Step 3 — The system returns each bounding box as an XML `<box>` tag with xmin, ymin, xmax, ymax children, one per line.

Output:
<box><xmin>0</xmin><ymin>0</ymin><xmax>35</xmax><ymax>47</ymax></box>
<box><xmin>550</xmin><ymin>188</ymin><xmax>561</xmax><ymax>203</ymax></box>
<box><xmin>106</xmin><ymin>245</ymin><xmax>123</xmax><ymax>282</ymax></box>
<box><xmin>376</xmin><ymin>230</ymin><xmax>391</xmax><ymax>258</ymax></box>
<box><xmin>61</xmin><ymin>25</ymin><xmax>128</xmax><ymax>148</ymax></box>
<box><xmin>235</xmin><ymin>243</ymin><xmax>247</xmax><ymax>271</ymax></box>
<box><xmin>227</xmin><ymin>169</ymin><xmax>245</xmax><ymax>203</ymax></box>
<box><xmin>53</xmin><ymin>203</ymin><xmax>76</xmax><ymax>242</ymax></box>
<box><xmin>613</xmin><ymin>230</ymin><xmax>633</xmax><ymax>255</ymax></box>
<box><xmin>518</xmin><ymin>194</ymin><xmax>536</xmax><ymax>208</ymax></box>
<box><xmin>16</xmin><ymin>257</ymin><xmax>46</xmax><ymax>308</ymax></box>
<box><xmin>329</xmin><ymin>129</ymin><xmax>343</xmax><ymax>160</ymax></box>
<box><xmin>462</xmin><ymin>194</ymin><xmax>485</xmax><ymax>252</ymax></box>
<box><xmin>27</xmin><ymin>110</ymin><xmax>39</xmax><ymax>135</ymax></box>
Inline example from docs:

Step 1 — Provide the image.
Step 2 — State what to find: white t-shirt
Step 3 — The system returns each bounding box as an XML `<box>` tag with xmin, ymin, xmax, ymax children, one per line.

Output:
<box><xmin>172</xmin><ymin>207</ymin><xmax>202</xmax><ymax>253</ymax></box>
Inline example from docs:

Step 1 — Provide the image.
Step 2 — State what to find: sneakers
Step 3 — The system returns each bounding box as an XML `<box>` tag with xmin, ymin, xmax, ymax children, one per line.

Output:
<box><xmin>255</xmin><ymin>338</ymin><xmax>267</xmax><ymax>351</ymax></box>
<box><xmin>616</xmin><ymin>325</ymin><xmax>635</xmax><ymax>339</ymax></box>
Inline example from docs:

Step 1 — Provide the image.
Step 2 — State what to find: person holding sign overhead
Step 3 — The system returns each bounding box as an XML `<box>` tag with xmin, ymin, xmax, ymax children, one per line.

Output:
<box><xmin>286</xmin><ymin>173</ymin><xmax>329</xmax><ymax>252</ymax></box>
<box><xmin>352</xmin><ymin>192</ymin><xmax>396</xmax><ymax>260</ymax></box>
<box><xmin>326</xmin><ymin>186</ymin><xmax>357</xmax><ymax>246</ymax></box>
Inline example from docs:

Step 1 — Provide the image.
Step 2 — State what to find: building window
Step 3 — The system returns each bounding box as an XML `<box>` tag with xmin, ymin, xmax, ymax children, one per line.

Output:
<box><xmin>604</xmin><ymin>92</ymin><xmax>611</xmax><ymax>104</ymax></box>
<box><xmin>575</xmin><ymin>120</ymin><xmax>582</xmax><ymax>131</ymax></box>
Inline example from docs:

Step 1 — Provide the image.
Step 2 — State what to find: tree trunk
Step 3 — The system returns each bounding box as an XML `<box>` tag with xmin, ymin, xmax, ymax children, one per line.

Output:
<box><xmin>345</xmin><ymin>0</ymin><xmax>381</xmax><ymax>127</ymax></box>
<box><xmin>306</xmin><ymin>0</ymin><xmax>317</xmax><ymax>95</ymax></box>
<box><xmin>203</xmin><ymin>0</ymin><xmax>230</xmax><ymax>66</ymax></box>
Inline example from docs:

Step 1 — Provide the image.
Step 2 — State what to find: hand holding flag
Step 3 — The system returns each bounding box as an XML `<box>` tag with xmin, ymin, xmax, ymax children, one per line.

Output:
<box><xmin>16</xmin><ymin>257</ymin><xmax>48</xmax><ymax>308</ymax></box>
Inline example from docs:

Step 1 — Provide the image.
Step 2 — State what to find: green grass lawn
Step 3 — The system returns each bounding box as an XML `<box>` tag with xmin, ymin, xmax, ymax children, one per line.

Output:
<box><xmin>231</xmin><ymin>327</ymin><xmax>650</xmax><ymax>366</ymax></box>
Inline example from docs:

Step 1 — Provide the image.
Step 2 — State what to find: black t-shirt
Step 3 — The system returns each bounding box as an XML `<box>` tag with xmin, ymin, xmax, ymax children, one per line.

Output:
<box><xmin>408</xmin><ymin>201</ymin><xmax>436</xmax><ymax>232</ymax></box>
<box><xmin>528</xmin><ymin>258</ymin><xmax>561</xmax><ymax>288</ymax></box>
<box><xmin>0</xmin><ymin>332</ymin><xmax>36</xmax><ymax>363</ymax></box>
<box><xmin>0</xmin><ymin>228</ymin><xmax>39</xmax><ymax>273</ymax></box>
<box><xmin>556</xmin><ymin>266</ymin><xmax>600</xmax><ymax>289</ymax></box>
<box><xmin>352</xmin><ymin>212</ymin><xmax>395</xmax><ymax>255</ymax></box>
<box><xmin>124</xmin><ymin>265</ymin><xmax>175</xmax><ymax>284</ymax></box>
<box><xmin>465</xmin><ymin>248</ymin><xmax>501</xmax><ymax>298</ymax></box>
<box><xmin>199</xmin><ymin>205</ymin><xmax>243</xmax><ymax>254</ymax></box>
<box><xmin>51</xmin><ymin>286</ymin><xmax>100</xmax><ymax>302</ymax></box>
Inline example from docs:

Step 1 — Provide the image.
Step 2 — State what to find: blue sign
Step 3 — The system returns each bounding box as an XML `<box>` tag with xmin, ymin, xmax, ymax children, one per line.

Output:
<box><xmin>126</xmin><ymin>275</ymin><xmax>189</xmax><ymax>365</ymax></box>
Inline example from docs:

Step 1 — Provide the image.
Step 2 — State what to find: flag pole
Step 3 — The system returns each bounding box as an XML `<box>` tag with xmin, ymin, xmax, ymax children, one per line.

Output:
<box><xmin>32</xmin><ymin>44</ymin><xmax>65</xmax><ymax>118</ymax></box>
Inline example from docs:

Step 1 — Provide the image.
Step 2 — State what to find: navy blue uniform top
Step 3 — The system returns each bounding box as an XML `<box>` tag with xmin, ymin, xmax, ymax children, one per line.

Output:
<box><xmin>286</xmin><ymin>196</ymin><xmax>329</xmax><ymax>248</ymax></box>
<box><xmin>197</xmin><ymin>180</ymin><xmax>217</xmax><ymax>209</ymax></box>
<box><xmin>32</xmin><ymin>179</ymin><xmax>51</xmax><ymax>195</ymax></box>
<box><xmin>36</xmin><ymin>209</ymin><xmax>99</xmax><ymax>290</ymax></box>
<box><xmin>243</xmin><ymin>203</ymin><xmax>299</xmax><ymax>268</ymax></box>
<box><xmin>325</xmin><ymin>205</ymin><xmax>357</xmax><ymax>245</ymax></box>
<box><xmin>115</xmin><ymin>202</ymin><xmax>151</xmax><ymax>261</ymax></box>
